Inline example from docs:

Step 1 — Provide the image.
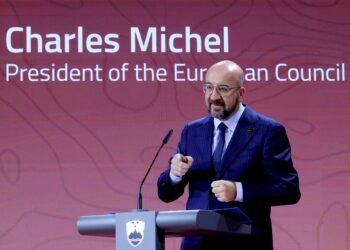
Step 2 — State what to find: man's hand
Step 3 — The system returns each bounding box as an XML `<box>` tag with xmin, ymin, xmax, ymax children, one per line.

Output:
<box><xmin>211</xmin><ymin>180</ymin><xmax>237</xmax><ymax>202</ymax></box>
<box><xmin>170</xmin><ymin>153</ymin><xmax>194</xmax><ymax>177</ymax></box>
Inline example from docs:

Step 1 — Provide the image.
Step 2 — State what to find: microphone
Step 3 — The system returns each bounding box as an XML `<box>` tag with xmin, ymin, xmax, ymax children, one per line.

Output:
<box><xmin>137</xmin><ymin>129</ymin><xmax>173</xmax><ymax>210</ymax></box>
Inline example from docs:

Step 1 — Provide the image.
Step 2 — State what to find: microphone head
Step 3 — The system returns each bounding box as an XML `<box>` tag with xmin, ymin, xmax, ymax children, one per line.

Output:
<box><xmin>162</xmin><ymin>129</ymin><xmax>173</xmax><ymax>144</ymax></box>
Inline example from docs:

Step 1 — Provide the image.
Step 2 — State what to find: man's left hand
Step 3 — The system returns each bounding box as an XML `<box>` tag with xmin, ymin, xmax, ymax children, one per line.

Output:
<box><xmin>211</xmin><ymin>180</ymin><xmax>237</xmax><ymax>202</ymax></box>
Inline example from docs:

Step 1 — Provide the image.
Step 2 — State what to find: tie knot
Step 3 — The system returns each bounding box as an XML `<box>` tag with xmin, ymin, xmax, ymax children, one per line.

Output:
<box><xmin>218</xmin><ymin>122</ymin><xmax>227</xmax><ymax>133</ymax></box>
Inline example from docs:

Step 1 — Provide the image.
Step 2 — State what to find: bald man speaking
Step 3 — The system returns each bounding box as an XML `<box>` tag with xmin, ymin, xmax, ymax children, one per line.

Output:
<box><xmin>157</xmin><ymin>60</ymin><xmax>301</xmax><ymax>250</ymax></box>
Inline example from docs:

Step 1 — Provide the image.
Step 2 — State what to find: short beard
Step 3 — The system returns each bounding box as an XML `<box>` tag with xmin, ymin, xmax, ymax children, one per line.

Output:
<box><xmin>208</xmin><ymin>104</ymin><xmax>230</xmax><ymax>120</ymax></box>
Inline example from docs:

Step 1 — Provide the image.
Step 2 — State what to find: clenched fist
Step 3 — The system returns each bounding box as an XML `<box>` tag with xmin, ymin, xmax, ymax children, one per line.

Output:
<box><xmin>170</xmin><ymin>153</ymin><xmax>194</xmax><ymax>177</ymax></box>
<box><xmin>211</xmin><ymin>180</ymin><xmax>237</xmax><ymax>202</ymax></box>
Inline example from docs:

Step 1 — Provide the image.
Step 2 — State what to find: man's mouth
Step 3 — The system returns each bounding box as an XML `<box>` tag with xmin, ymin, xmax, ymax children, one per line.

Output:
<box><xmin>210</xmin><ymin>101</ymin><xmax>224</xmax><ymax>108</ymax></box>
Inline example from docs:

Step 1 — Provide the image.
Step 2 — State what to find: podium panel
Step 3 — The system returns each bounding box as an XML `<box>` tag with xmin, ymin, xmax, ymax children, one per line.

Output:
<box><xmin>115</xmin><ymin>211</ymin><xmax>164</xmax><ymax>250</ymax></box>
<box><xmin>77</xmin><ymin>209</ymin><xmax>251</xmax><ymax>250</ymax></box>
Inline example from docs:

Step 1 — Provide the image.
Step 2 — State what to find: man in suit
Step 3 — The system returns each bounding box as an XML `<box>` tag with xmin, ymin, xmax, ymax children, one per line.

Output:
<box><xmin>157</xmin><ymin>60</ymin><xmax>301</xmax><ymax>250</ymax></box>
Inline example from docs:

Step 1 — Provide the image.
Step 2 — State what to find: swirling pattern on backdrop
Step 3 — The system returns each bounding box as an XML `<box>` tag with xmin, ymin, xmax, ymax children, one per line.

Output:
<box><xmin>0</xmin><ymin>0</ymin><xmax>349</xmax><ymax>249</ymax></box>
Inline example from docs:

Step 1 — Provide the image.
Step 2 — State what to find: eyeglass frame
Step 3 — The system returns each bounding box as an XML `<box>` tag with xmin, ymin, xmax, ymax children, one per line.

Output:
<box><xmin>202</xmin><ymin>83</ymin><xmax>241</xmax><ymax>97</ymax></box>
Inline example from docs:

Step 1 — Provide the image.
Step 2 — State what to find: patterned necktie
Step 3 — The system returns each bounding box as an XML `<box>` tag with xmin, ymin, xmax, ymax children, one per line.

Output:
<box><xmin>213</xmin><ymin>122</ymin><xmax>227</xmax><ymax>173</ymax></box>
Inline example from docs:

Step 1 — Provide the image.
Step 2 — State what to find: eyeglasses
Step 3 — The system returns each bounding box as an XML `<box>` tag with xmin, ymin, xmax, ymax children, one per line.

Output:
<box><xmin>202</xmin><ymin>84</ymin><xmax>241</xmax><ymax>97</ymax></box>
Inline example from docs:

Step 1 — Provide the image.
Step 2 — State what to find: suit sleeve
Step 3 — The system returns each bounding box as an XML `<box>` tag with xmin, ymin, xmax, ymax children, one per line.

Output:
<box><xmin>157</xmin><ymin>124</ymin><xmax>190</xmax><ymax>203</ymax></box>
<box><xmin>242</xmin><ymin>123</ymin><xmax>301</xmax><ymax>206</ymax></box>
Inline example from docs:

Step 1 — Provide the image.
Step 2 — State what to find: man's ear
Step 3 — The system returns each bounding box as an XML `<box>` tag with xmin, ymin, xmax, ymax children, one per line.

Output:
<box><xmin>239</xmin><ymin>87</ymin><xmax>246</xmax><ymax>102</ymax></box>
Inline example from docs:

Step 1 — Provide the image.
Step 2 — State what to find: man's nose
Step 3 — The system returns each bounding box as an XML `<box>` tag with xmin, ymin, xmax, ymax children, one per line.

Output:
<box><xmin>210</xmin><ymin>87</ymin><xmax>221</xmax><ymax>100</ymax></box>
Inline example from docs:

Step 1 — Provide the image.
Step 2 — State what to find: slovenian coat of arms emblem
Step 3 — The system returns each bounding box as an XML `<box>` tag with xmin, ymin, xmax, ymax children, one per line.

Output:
<box><xmin>126</xmin><ymin>220</ymin><xmax>145</xmax><ymax>247</ymax></box>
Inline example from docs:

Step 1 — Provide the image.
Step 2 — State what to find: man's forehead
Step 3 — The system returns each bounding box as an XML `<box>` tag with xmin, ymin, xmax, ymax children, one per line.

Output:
<box><xmin>205</xmin><ymin>67</ymin><xmax>238</xmax><ymax>85</ymax></box>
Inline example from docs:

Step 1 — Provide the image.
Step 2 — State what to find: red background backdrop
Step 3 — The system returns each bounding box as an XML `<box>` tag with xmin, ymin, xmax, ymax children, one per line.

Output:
<box><xmin>1</xmin><ymin>0</ymin><xmax>350</xmax><ymax>249</ymax></box>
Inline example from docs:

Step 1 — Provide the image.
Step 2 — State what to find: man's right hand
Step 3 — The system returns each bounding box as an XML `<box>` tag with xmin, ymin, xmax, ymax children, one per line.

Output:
<box><xmin>170</xmin><ymin>153</ymin><xmax>194</xmax><ymax>177</ymax></box>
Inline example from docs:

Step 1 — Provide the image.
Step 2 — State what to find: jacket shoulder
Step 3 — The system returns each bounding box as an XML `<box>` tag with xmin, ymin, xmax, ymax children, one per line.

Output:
<box><xmin>186</xmin><ymin>116</ymin><xmax>212</xmax><ymax>128</ymax></box>
<box><xmin>245</xmin><ymin>106</ymin><xmax>284</xmax><ymax>129</ymax></box>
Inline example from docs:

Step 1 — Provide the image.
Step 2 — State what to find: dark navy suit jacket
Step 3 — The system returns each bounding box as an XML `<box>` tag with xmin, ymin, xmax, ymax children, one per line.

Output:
<box><xmin>157</xmin><ymin>106</ymin><xmax>300</xmax><ymax>250</ymax></box>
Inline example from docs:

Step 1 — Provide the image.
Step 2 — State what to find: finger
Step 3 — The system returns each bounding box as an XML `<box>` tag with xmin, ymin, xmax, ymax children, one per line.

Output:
<box><xmin>178</xmin><ymin>161</ymin><xmax>189</xmax><ymax>168</ymax></box>
<box><xmin>171</xmin><ymin>154</ymin><xmax>182</xmax><ymax>165</ymax></box>
<box><xmin>172</xmin><ymin>166</ymin><xmax>185</xmax><ymax>177</ymax></box>
<box><xmin>212</xmin><ymin>186</ymin><xmax>224</xmax><ymax>194</ymax></box>
<box><xmin>170</xmin><ymin>165</ymin><xmax>180</xmax><ymax>176</ymax></box>
<box><xmin>172</xmin><ymin>163</ymin><xmax>190</xmax><ymax>177</ymax></box>
<box><xmin>176</xmin><ymin>165</ymin><xmax>186</xmax><ymax>175</ymax></box>
<box><xmin>171</xmin><ymin>169</ymin><xmax>179</xmax><ymax>176</ymax></box>
<box><xmin>177</xmin><ymin>169</ymin><xmax>186</xmax><ymax>176</ymax></box>
<box><xmin>215</xmin><ymin>190</ymin><xmax>229</xmax><ymax>202</ymax></box>
<box><xmin>179</xmin><ymin>163</ymin><xmax>192</xmax><ymax>172</ymax></box>
<box><xmin>185</xmin><ymin>156</ymin><xmax>194</xmax><ymax>165</ymax></box>
<box><xmin>215</xmin><ymin>193</ymin><xmax>228</xmax><ymax>202</ymax></box>
<box><xmin>211</xmin><ymin>180</ymin><xmax>222</xmax><ymax>188</ymax></box>
<box><xmin>217</xmin><ymin>196</ymin><xmax>228</xmax><ymax>202</ymax></box>
<box><xmin>170</xmin><ymin>161</ymin><xmax>183</xmax><ymax>176</ymax></box>
<box><xmin>180</xmin><ymin>155</ymin><xmax>188</xmax><ymax>163</ymax></box>
<box><xmin>175</xmin><ymin>153</ymin><xmax>185</xmax><ymax>161</ymax></box>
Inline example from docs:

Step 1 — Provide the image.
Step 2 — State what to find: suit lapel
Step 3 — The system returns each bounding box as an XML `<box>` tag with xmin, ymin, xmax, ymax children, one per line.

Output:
<box><xmin>217</xmin><ymin>107</ymin><xmax>259</xmax><ymax>178</ymax></box>
<box><xmin>195</xmin><ymin>116</ymin><xmax>214</xmax><ymax>168</ymax></box>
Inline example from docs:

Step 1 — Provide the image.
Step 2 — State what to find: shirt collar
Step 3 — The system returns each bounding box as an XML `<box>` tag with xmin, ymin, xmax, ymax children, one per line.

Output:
<box><xmin>213</xmin><ymin>103</ymin><xmax>245</xmax><ymax>132</ymax></box>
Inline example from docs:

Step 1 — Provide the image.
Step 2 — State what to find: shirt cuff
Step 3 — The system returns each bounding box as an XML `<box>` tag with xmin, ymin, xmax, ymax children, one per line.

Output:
<box><xmin>169</xmin><ymin>172</ymin><xmax>182</xmax><ymax>184</ymax></box>
<box><xmin>235</xmin><ymin>182</ymin><xmax>243</xmax><ymax>202</ymax></box>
